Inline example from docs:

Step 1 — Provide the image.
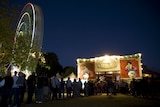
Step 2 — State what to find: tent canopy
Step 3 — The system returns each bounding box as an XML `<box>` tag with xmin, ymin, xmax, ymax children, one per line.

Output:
<box><xmin>64</xmin><ymin>72</ymin><xmax>77</xmax><ymax>82</ymax></box>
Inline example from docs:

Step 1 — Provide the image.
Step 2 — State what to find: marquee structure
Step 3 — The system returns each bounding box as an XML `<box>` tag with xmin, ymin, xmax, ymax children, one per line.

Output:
<box><xmin>77</xmin><ymin>53</ymin><xmax>143</xmax><ymax>80</ymax></box>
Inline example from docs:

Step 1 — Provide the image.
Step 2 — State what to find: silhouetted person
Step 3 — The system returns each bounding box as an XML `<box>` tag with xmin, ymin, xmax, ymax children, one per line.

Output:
<box><xmin>59</xmin><ymin>77</ymin><xmax>65</xmax><ymax>99</ymax></box>
<box><xmin>16</xmin><ymin>72</ymin><xmax>26</xmax><ymax>105</ymax></box>
<box><xmin>26</xmin><ymin>72</ymin><xmax>36</xmax><ymax>104</ymax></box>
<box><xmin>78</xmin><ymin>78</ymin><xmax>82</xmax><ymax>96</ymax></box>
<box><xmin>51</xmin><ymin>75</ymin><xmax>60</xmax><ymax>100</ymax></box>
<box><xmin>8</xmin><ymin>71</ymin><xmax>19</xmax><ymax>107</ymax></box>
<box><xmin>35</xmin><ymin>74</ymin><xmax>44</xmax><ymax>104</ymax></box>
<box><xmin>0</xmin><ymin>72</ymin><xmax>13</xmax><ymax>107</ymax></box>
<box><xmin>42</xmin><ymin>74</ymin><xmax>50</xmax><ymax>101</ymax></box>
<box><xmin>66</xmin><ymin>77</ymin><xmax>72</xmax><ymax>98</ymax></box>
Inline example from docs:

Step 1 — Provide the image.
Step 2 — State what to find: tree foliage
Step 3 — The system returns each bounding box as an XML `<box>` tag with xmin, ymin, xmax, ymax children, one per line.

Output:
<box><xmin>62</xmin><ymin>66</ymin><xmax>76</xmax><ymax>77</ymax></box>
<box><xmin>0</xmin><ymin>1</ymin><xmax>44</xmax><ymax>73</ymax></box>
<box><xmin>0</xmin><ymin>1</ymin><xmax>65</xmax><ymax>76</ymax></box>
<box><xmin>36</xmin><ymin>52</ymin><xmax>64</xmax><ymax>77</ymax></box>
<box><xmin>0</xmin><ymin>0</ymin><xmax>20</xmax><ymax>72</ymax></box>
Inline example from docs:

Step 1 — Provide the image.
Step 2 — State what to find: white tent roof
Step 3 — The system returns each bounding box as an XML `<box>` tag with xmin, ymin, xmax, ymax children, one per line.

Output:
<box><xmin>64</xmin><ymin>72</ymin><xmax>77</xmax><ymax>82</ymax></box>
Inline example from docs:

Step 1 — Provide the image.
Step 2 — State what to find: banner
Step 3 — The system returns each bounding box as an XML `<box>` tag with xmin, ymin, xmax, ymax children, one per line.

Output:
<box><xmin>95</xmin><ymin>55</ymin><xmax>120</xmax><ymax>72</ymax></box>
<box><xmin>77</xmin><ymin>59</ymin><xmax>96</xmax><ymax>80</ymax></box>
<box><xmin>120</xmin><ymin>54</ymin><xmax>142</xmax><ymax>79</ymax></box>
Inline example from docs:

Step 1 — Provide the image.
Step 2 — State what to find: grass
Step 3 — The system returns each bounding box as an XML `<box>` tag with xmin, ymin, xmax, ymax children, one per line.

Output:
<box><xmin>21</xmin><ymin>93</ymin><xmax>160</xmax><ymax>107</ymax></box>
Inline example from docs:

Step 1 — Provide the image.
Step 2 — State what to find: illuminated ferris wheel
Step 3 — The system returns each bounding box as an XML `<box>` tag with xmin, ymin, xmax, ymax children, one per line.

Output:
<box><xmin>13</xmin><ymin>3</ymin><xmax>43</xmax><ymax>72</ymax></box>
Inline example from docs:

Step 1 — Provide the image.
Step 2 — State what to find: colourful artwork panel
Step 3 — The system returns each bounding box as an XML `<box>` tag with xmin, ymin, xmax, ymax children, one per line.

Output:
<box><xmin>120</xmin><ymin>59</ymin><xmax>141</xmax><ymax>79</ymax></box>
<box><xmin>78</xmin><ymin>61</ymin><xmax>96</xmax><ymax>80</ymax></box>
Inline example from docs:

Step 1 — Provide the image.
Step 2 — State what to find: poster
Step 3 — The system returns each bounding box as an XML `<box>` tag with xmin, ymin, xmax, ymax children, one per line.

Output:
<box><xmin>120</xmin><ymin>56</ymin><xmax>142</xmax><ymax>79</ymax></box>
<box><xmin>77</xmin><ymin>60</ymin><xmax>96</xmax><ymax>80</ymax></box>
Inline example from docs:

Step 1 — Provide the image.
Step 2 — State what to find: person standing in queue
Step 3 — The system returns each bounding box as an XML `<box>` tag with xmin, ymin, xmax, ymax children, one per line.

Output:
<box><xmin>26</xmin><ymin>72</ymin><xmax>36</xmax><ymax>104</ymax></box>
<box><xmin>8</xmin><ymin>71</ymin><xmax>19</xmax><ymax>107</ymax></box>
<box><xmin>0</xmin><ymin>72</ymin><xmax>13</xmax><ymax>107</ymax></box>
<box><xmin>66</xmin><ymin>77</ymin><xmax>72</xmax><ymax>98</ymax></box>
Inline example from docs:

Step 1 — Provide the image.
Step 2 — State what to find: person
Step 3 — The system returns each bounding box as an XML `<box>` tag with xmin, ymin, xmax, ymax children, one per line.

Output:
<box><xmin>97</xmin><ymin>81</ymin><xmax>103</xmax><ymax>95</ymax></box>
<box><xmin>72</xmin><ymin>79</ymin><xmax>78</xmax><ymax>98</ymax></box>
<box><xmin>120</xmin><ymin>79</ymin><xmax>128</xmax><ymax>94</ymax></box>
<box><xmin>51</xmin><ymin>75</ymin><xmax>60</xmax><ymax>100</ymax></box>
<box><xmin>59</xmin><ymin>77</ymin><xmax>65</xmax><ymax>99</ymax></box>
<box><xmin>35</xmin><ymin>74</ymin><xmax>44</xmax><ymax>104</ymax></box>
<box><xmin>106</xmin><ymin>79</ymin><xmax>114</xmax><ymax>96</ymax></box>
<box><xmin>130</xmin><ymin>78</ymin><xmax>136</xmax><ymax>96</ymax></box>
<box><xmin>8</xmin><ymin>71</ymin><xmax>19</xmax><ymax>107</ymax></box>
<box><xmin>16</xmin><ymin>72</ymin><xmax>26</xmax><ymax>105</ymax></box>
<box><xmin>0</xmin><ymin>78</ymin><xmax>5</xmax><ymax>88</ymax></box>
<box><xmin>42</xmin><ymin>74</ymin><xmax>50</xmax><ymax>101</ymax></box>
<box><xmin>26</xmin><ymin>72</ymin><xmax>36</xmax><ymax>104</ymax></box>
<box><xmin>84</xmin><ymin>81</ymin><xmax>88</xmax><ymax>96</ymax></box>
<box><xmin>66</xmin><ymin>77</ymin><xmax>72</xmax><ymax>98</ymax></box>
<box><xmin>0</xmin><ymin>75</ymin><xmax>4</xmax><ymax>97</ymax></box>
<box><xmin>0</xmin><ymin>72</ymin><xmax>13</xmax><ymax>107</ymax></box>
<box><xmin>77</xmin><ymin>78</ymin><xmax>82</xmax><ymax>96</ymax></box>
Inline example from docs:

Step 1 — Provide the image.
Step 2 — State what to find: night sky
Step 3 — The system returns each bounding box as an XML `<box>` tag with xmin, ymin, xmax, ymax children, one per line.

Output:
<box><xmin>10</xmin><ymin>0</ymin><xmax>160</xmax><ymax>71</ymax></box>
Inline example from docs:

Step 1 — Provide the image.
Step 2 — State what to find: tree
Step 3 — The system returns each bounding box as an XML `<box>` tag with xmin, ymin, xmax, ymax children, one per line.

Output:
<box><xmin>0</xmin><ymin>0</ymin><xmax>20</xmax><ymax>72</ymax></box>
<box><xmin>12</xmin><ymin>2</ymin><xmax>44</xmax><ymax>73</ymax></box>
<box><xmin>62</xmin><ymin>66</ymin><xmax>77</xmax><ymax>78</ymax></box>
<box><xmin>36</xmin><ymin>52</ymin><xmax>64</xmax><ymax>77</ymax></box>
<box><xmin>0</xmin><ymin>1</ymin><xmax>44</xmax><ymax>74</ymax></box>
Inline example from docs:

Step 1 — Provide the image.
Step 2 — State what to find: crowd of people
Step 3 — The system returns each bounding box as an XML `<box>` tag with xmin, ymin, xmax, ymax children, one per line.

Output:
<box><xmin>129</xmin><ymin>77</ymin><xmax>160</xmax><ymax>99</ymax></box>
<box><xmin>0</xmin><ymin>71</ymin><xmax>26</xmax><ymax>107</ymax></box>
<box><xmin>0</xmin><ymin>71</ymin><xmax>160</xmax><ymax>107</ymax></box>
<box><xmin>0</xmin><ymin>71</ymin><xmax>120</xmax><ymax>107</ymax></box>
<box><xmin>0</xmin><ymin>71</ymin><xmax>85</xmax><ymax>107</ymax></box>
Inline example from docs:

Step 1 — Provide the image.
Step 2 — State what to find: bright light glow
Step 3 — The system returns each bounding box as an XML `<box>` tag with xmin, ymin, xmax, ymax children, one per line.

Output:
<box><xmin>19</xmin><ymin>31</ymin><xmax>24</xmax><ymax>36</ymax></box>
<box><xmin>21</xmin><ymin>69</ymin><xmax>31</xmax><ymax>79</ymax></box>
<box><xmin>143</xmin><ymin>73</ymin><xmax>151</xmax><ymax>77</ymax></box>
<box><xmin>11</xmin><ymin>65</ymin><xmax>31</xmax><ymax>79</ymax></box>
<box><xmin>83</xmin><ymin>73</ymin><xmax>89</xmax><ymax>80</ymax></box>
<box><xmin>30</xmin><ymin>52</ymin><xmax>36</xmax><ymax>58</ymax></box>
<box><xmin>40</xmin><ymin>56</ymin><xmax>46</xmax><ymax>63</ymax></box>
<box><xmin>108</xmin><ymin>71</ymin><xmax>113</xmax><ymax>74</ymax></box>
<box><xmin>11</xmin><ymin>65</ymin><xmax>20</xmax><ymax>77</ymax></box>
<box><xmin>11</xmin><ymin>65</ymin><xmax>20</xmax><ymax>73</ymax></box>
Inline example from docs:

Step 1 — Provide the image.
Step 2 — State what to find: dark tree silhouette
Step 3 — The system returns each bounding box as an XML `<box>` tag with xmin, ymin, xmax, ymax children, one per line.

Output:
<box><xmin>62</xmin><ymin>66</ymin><xmax>77</xmax><ymax>77</ymax></box>
<box><xmin>36</xmin><ymin>52</ymin><xmax>64</xmax><ymax>77</ymax></box>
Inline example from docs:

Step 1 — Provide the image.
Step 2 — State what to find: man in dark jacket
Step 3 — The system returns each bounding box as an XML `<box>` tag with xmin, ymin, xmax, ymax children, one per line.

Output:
<box><xmin>35</xmin><ymin>74</ymin><xmax>44</xmax><ymax>103</ymax></box>
<box><xmin>0</xmin><ymin>72</ymin><xmax>13</xmax><ymax>107</ymax></box>
<box><xmin>26</xmin><ymin>72</ymin><xmax>36</xmax><ymax>104</ymax></box>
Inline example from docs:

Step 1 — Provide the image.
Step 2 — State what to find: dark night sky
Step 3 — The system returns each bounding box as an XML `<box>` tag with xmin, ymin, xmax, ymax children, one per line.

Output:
<box><xmin>10</xmin><ymin>0</ymin><xmax>160</xmax><ymax>71</ymax></box>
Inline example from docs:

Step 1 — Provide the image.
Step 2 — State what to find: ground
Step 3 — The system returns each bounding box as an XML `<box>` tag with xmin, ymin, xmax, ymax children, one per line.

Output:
<box><xmin>22</xmin><ymin>94</ymin><xmax>160</xmax><ymax>107</ymax></box>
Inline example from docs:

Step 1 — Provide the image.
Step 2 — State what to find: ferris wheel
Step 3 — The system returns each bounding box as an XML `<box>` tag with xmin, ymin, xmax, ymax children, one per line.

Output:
<box><xmin>12</xmin><ymin>2</ymin><xmax>43</xmax><ymax>72</ymax></box>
